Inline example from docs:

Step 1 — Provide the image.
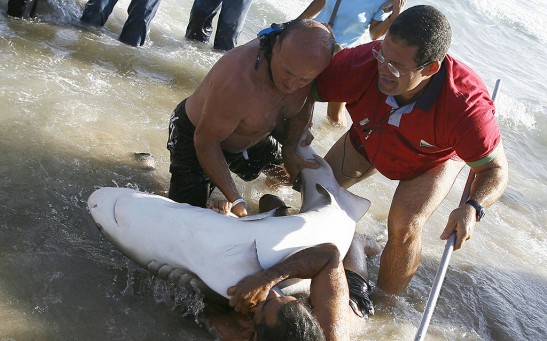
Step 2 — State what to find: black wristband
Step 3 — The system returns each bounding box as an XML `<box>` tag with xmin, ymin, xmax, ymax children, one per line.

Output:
<box><xmin>465</xmin><ymin>199</ymin><xmax>485</xmax><ymax>222</ymax></box>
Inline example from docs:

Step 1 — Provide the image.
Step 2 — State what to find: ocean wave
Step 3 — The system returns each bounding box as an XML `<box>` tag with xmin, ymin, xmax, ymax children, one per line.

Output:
<box><xmin>470</xmin><ymin>0</ymin><xmax>546</xmax><ymax>43</ymax></box>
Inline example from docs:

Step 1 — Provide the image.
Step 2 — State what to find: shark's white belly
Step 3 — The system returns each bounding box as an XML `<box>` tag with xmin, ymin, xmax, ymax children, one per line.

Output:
<box><xmin>91</xmin><ymin>188</ymin><xmax>357</xmax><ymax>298</ymax></box>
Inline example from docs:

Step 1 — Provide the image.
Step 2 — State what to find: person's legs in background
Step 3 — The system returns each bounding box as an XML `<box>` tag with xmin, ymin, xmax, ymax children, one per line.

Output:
<box><xmin>81</xmin><ymin>0</ymin><xmax>118</xmax><ymax>27</ymax></box>
<box><xmin>213</xmin><ymin>0</ymin><xmax>253</xmax><ymax>51</ymax></box>
<box><xmin>119</xmin><ymin>0</ymin><xmax>161</xmax><ymax>46</ymax></box>
<box><xmin>7</xmin><ymin>0</ymin><xmax>39</xmax><ymax>18</ymax></box>
<box><xmin>185</xmin><ymin>0</ymin><xmax>222</xmax><ymax>44</ymax></box>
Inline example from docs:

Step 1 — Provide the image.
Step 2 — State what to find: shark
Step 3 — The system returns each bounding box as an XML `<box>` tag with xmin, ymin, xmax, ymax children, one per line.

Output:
<box><xmin>87</xmin><ymin>138</ymin><xmax>370</xmax><ymax>299</ymax></box>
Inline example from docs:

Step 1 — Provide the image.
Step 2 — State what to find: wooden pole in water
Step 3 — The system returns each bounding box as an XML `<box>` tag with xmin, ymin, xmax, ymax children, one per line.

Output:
<box><xmin>414</xmin><ymin>79</ymin><xmax>502</xmax><ymax>341</ymax></box>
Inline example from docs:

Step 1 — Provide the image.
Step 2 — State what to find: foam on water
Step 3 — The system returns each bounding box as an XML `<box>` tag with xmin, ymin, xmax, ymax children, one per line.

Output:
<box><xmin>471</xmin><ymin>0</ymin><xmax>547</xmax><ymax>43</ymax></box>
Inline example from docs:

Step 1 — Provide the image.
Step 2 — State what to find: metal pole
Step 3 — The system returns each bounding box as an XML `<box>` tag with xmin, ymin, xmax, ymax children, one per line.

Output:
<box><xmin>414</xmin><ymin>79</ymin><xmax>502</xmax><ymax>341</ymax></box>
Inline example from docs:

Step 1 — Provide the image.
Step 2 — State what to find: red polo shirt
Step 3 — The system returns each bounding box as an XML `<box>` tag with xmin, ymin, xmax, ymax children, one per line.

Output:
<box><xmin>312</xmin><ymin>41</ymin><xmax>501</xmax><ymax>180</ymax></box>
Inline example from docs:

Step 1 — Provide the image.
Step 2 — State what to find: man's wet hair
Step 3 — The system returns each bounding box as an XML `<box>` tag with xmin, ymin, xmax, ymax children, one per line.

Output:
<box><xmin>388</xmin><ymin>5</ymin><xmax>452</xmax><ymax>66</ymax></box>
<box><xmin>254</xmin><ymin>300</ymin><xmax>325</xmax><ymax>341</ymax></box>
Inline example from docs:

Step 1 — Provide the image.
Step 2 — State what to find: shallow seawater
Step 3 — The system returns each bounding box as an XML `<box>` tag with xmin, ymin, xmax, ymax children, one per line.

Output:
<box><xmin>0</xmin><ymin>0</ymin><xmax>546</xmax><ymax>339</ymax></box>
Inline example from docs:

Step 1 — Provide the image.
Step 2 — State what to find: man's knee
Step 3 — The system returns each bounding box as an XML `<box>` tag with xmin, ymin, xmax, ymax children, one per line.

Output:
<box><xmin>386</xmin><ymin>209</ymin><xmax>424</xmax><ymax>247</ymax></box>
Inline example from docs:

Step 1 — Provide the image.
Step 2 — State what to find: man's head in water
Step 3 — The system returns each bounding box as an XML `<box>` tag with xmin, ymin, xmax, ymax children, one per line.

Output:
<box><xmin>269</xmin><ymin>19</ymin><xmax>334</xmax><ymax>94</ymax></box>
<box><xmin>249</xmin><ymin>290</ymin><xmax>325</xmax><ymax>341</ymax></box>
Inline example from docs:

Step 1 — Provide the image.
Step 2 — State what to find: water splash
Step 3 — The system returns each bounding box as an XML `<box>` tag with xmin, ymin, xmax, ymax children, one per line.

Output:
<box><xmin>495</xmin><ymin>93</ymin><xmax>538</xmax><ymax>130</ymax></box>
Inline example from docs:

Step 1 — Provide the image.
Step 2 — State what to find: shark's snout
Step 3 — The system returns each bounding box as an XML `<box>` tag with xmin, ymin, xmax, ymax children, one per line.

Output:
<box><xmin>87</xmin><ymin>187</ymin><xmax>138</xmax><ymax>235</ymax></box>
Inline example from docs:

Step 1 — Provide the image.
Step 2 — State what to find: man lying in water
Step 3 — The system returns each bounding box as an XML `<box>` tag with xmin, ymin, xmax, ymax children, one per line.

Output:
<box><xmin>205</xmin><ymin>195</ymin><xmax>377</xmax><ymax>341</ymax></box>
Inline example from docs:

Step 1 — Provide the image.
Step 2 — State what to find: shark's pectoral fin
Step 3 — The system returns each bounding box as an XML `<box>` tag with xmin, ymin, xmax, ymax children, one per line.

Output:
<box><xmin>315</xmin><ymin>183</ymin><xmax>333</xmax><ymax>203</ymax></box>
<box><xmin>299</xmin><ymin>183</ymin><xmax>336</xmax><ymax>213</ymax></box>
<box><xmin>338</xmin><ymin>188</ymin><xmax>371</xmax><ymax>222</ymax></box>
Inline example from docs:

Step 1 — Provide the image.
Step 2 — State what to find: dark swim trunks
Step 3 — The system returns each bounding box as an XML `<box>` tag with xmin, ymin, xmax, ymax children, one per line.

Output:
<box><xmin>345</xmin><ymin>269</ymin><xmax>374</xmax><ymax>317</ymax></box>
<box><xmin>166</xmin><ymin>99</ymin><xmax>283</xmax><ymax>207</ymax></box>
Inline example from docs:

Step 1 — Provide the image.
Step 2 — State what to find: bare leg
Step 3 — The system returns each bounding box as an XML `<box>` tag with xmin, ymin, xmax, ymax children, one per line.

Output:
<box><xmin>324</xmin><ymin>131</ymin><xmax>377</xmax><ymax>188</ymax></box>
<box><xmin>377</xmin><ymin>159</ymin><xmax>465</xmax><ymax>294</ymax></box>
<box><xmin>327</xmin><ymin>102</ymin><xmax>347</xmax><ymax>127</ymax></box>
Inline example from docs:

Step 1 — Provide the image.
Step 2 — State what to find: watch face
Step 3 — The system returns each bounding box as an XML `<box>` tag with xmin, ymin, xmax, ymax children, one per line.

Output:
<box><xmin>477</xmin><ymin>208</ymin><xmax>485</xmax><ymax>222</ymax></box>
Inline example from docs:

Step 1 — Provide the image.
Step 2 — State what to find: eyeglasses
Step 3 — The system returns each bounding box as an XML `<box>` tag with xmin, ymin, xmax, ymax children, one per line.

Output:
<box><xmin>372</xmin><ymin>46</ymin><xmax>429</xmax><ymax>78</ymax></box>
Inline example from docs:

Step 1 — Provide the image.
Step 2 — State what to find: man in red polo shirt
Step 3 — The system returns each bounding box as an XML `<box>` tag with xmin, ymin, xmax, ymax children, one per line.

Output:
<box><xmin>296</xmin><ymin>5</ymin><xmax>509</xmax><ymax>295</ymax></box>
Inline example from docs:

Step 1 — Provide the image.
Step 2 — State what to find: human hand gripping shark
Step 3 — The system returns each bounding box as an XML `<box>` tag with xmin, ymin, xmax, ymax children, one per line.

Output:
<box><xmin>87</xmin><ymin>135</ymin><xmax>371</xmax><ymax>299</ymax></box>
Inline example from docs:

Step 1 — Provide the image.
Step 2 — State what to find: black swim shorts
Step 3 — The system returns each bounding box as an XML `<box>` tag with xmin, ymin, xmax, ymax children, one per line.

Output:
<box><xmin>166</xmin><ymin>99</ymin><xmax>283</xmax><ymax>207</ymax></box>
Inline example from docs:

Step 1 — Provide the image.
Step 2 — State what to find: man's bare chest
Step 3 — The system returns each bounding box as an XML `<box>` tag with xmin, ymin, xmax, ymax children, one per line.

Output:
<box><xmin>235</xmin><ymin>92</ymin><xmax>306</xmax><ymax>135</ymax></box>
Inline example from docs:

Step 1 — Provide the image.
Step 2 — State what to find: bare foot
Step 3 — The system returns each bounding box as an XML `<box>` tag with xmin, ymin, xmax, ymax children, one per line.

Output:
<box><xmin>263</xmin><ymin>165</ymin><xmax>291</xmax><ymax>189</ymax></box>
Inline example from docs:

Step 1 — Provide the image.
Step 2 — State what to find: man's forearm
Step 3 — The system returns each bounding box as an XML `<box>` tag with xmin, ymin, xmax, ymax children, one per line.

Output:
<box><xmin>195</xmin><ymin>142</ymin><xmax>241</xmax><ymax>202</ymax></box>
<box><xmin>469</xmin><ymin>166</ymin><xmax>508</xmax><ymax>207</ymax></box>
<box><xmin>369</xmin><ymin>19</ymin><xmax>392</xmax><ymax>40</ymax></box>
<box><xmin>263</xmin><ymin>244</ymin><xmax>341</xmax><ymax>285</ymax></box>
<box><xmin>282</xmin><ymin>98</ymin><xmax>314</xmax><ymax>149</ymax></box>
<box><xmin>468</xmin><ymin>147</ymin><xmax>509</xmax><ymax>207</ymax></box>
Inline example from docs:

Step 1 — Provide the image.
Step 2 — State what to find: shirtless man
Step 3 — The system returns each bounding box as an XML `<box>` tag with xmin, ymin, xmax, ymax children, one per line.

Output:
<box><xmin>166</xmin><ymin>19</ymin><xmax>334</xmax><ymax>217</ymax></box>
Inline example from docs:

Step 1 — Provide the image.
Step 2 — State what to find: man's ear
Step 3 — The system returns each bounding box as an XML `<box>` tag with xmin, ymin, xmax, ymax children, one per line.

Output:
<box><xmin>422</xmin><ymin>60</ymin><xmax>441</xmax><ymax>77</ymax></box>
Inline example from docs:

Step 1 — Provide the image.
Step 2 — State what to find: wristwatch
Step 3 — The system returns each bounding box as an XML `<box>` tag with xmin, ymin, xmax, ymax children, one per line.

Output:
<box><xmin>465</xmin><ymin>199</ymin><xmax>485</xmax><ymax>222</ymax></box>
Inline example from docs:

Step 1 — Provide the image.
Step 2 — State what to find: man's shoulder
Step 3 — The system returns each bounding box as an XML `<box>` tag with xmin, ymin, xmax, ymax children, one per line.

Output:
<box><xmin>327</xmin><ymin>42</ymin><xmax>377</xmax><ymax>73</ymax></box>
<box><xmin>215</xmin><ymin>42</ymin><xmax>256</xmax><ymax>71</ymax></box>
<box><xmin>209</xmin><ymin>43</ymin><xmax>260</xmax><ymax>89</ymax></box>
<box><xmin>444</xmin><ymin>54</ymin><xmax>482</xmax><ymax>77</ymax></box>
<box><xmin>441</xmin><ymin>55</ymin><xmax>492</xmax><ymax>107</ymax></box>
